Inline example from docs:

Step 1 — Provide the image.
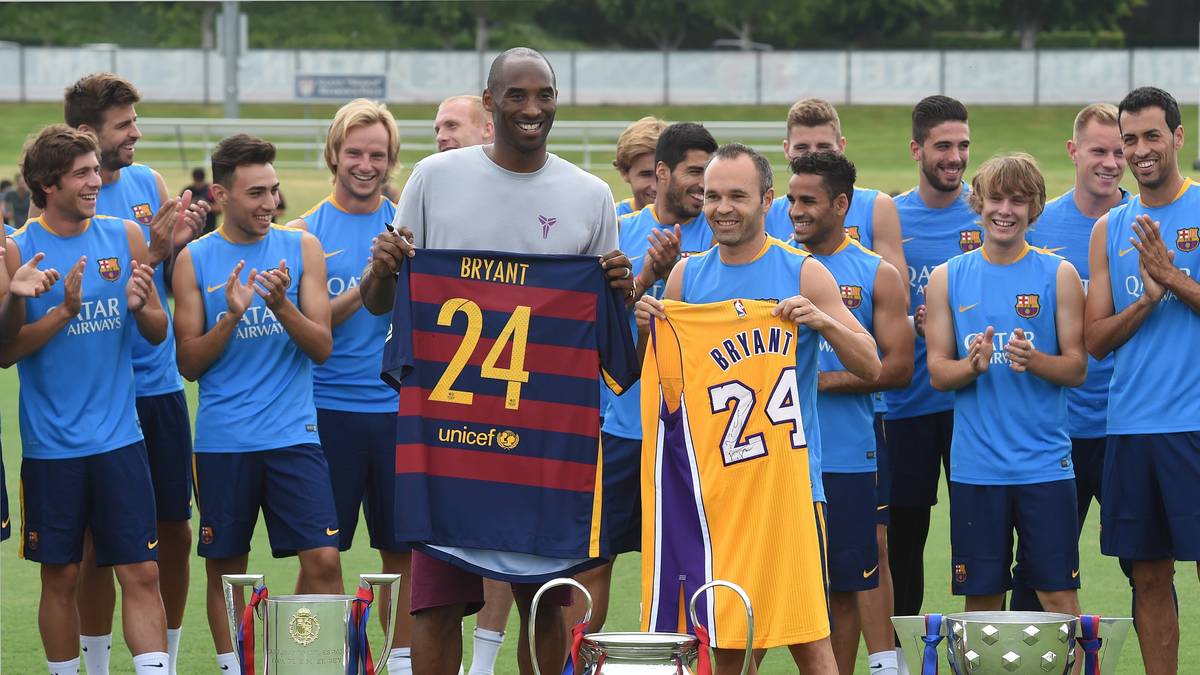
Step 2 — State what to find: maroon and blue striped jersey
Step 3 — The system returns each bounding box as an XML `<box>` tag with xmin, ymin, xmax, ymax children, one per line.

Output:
<box><xmin>382</xmin><ymin>249</ymin><xmax>638</xmax><ymax>565</ymax></box>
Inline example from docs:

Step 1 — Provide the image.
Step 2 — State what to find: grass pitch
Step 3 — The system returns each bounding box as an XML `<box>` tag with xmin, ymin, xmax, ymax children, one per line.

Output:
<box><xmin>1</xmin><ymin>100</ymin><xmax>1198</xmax><ymax>673</ymax></box>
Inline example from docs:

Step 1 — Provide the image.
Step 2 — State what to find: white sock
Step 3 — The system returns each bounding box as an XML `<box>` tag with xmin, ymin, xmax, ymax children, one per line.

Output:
<box><xmin>166</xmin><ymin>628</ymin><xmax>182</xmax><ymax>675</ymax></box>
<box><xmin>48</xmin><ymin>657</ymin><xmax>80</xmax><ymax>675</ymax></box>
<box><xmin>80</xmin><ymin>634</ymin><xmax>111</xmax><ymax>675</ymax></box>
<box><xmin>386</xmin><ymin>647</ymin><xmax>412</xmax><ymax>675</ymax></box>
<box><xmin>216</xmin><ymin>652</ymin><xmax>239</xmax><ymax>673</ymax></box>
<box><xmin>868</xmin><ymin>650</ymin><xmax>899</xmax><ymax>675</ymax></box>
<box><xmin>467</xmin><ymin>627</ymin><xmax>505</xmax><ymax>675</ymax></box>
<box><xmin>132</xmin><ymin>651</ymin><xmax>169</xmax><ymax>674</ymax></box>
<box><xmin>458</xmin><ymin>621</ymin><xmax>465</xmax><ymax>675</ymax></box>
<box><xmin>895</xmin><ymin>646</ymin><xmax>909</xmax><ymax>675</ymax></box>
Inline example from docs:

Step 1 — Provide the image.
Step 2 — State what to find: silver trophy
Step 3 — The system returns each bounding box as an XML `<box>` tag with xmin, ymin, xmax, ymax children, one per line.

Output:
<box><xmin>529</xmin><ymin>577</ymin><xmax>754</xmax><ymax>675</ymax></box>
<box><xmin>893</xmin><ymin>611</ymin><xmax>1132</xmax><ymax>674</ymax></box>
<box><xmin>223</xmin><ymin>573</ymin><xmax>401</xmax><ymax>674</ymax></box>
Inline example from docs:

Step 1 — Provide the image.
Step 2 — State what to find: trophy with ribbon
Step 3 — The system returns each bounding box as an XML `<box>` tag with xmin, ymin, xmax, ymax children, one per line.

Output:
<box><xmin>222</xmin><ymin>573</ymin><xmax>401</xmax><ymax>674</ymax></box>
<box><xmin>892</xmin><ymin>611</ymin><xmax>1132</xmax><ymax>674</ymax></box>
<box><xmin>528</xmin><ymin>577</ymin><xmax>754</xmax><ymax>675</ymax></box>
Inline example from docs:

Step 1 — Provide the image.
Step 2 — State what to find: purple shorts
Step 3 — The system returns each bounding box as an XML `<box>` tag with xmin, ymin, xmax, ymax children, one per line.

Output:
<box><xmin>409</xmin><ymin>549</ymin><xmax>574</xmax><ymax>615</ymax></box>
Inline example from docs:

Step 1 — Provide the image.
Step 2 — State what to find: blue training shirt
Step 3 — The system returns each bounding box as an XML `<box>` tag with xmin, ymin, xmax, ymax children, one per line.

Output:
<box><xmin>1026</xmin><ymin>188</ymin><xmax>1129</xmax><ymax>439</ymax></box>
<box><xmin>14</xmin><ymin>216</ymin><xmax>143</xmax><ymax>459</ymax></box>
<box><xmin>887</xmin><ymin>185</ymin><xmax>980</xmax><ymax>420</ymax></box>
<box><xmin>188</xmin><ymin>225</ymin><xmax>319</xmax><ymax>453</ymax></box>
<box><xmin>681</xmin><ymin>236</ymin><xmax>825</xmax><ymax>502</ymax></box>
<box><xmin>806</xmin><ymin>238</ymin><xmax>881</xmax><ymax>473</ymax></box>
<box><xmin>615</xmin><ymin>197</ymin><xmax>636</xmax><ymax>218</ymax></box>
<box><xmin>765</xmin><ymin>187</ymin><xmax>880</xmax><ymax>249</ymax></box>
<box><xmin>946</xmin><ymin>245</ymin><xmax>1073</xmax><ymax>485</ymax></box>
<box><xmin>603</xmin><ymin>205</ymin><xmax>713</xmax><ymax>440</ymax></box>
<box><xmin>300</xmin><ymin>195</ymin><xmax>399</xmax><ymax>413</ymax></box>
<box><xmin>1104</xmin><ymin>179</ymin><xmax>1200</xmax><ymax>435</ymax></box>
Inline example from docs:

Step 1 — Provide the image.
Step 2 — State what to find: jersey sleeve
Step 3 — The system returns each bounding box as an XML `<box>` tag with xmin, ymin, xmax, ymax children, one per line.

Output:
<box><xmin>596</xmin><ymin>264</ymin><xmax>638</xmax><ymax>395</ymax></box>
<box><xmin>380</xmin><ymin>264</ymin><xmax>417</xmax><ymax>393</ymax></box>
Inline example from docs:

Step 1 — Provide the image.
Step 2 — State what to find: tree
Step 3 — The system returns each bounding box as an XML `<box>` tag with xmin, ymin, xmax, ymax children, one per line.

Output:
<box><xmin>595</xmin><ymin>0</ymin><xmax>702</xmax><ymax>49</ymax></box>
<box><xmin>965</xmin><ymin>0</ymin><xmax>1144</xmax><ymax>49</ymax></box>
<box><xmin>692</xmin><ymin>0</ymin><xmax>806</xmax><ymax>49</ymax></box>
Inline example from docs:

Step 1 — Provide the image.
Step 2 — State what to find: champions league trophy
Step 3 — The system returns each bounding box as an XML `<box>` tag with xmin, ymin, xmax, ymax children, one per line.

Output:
<box><xmin>529</xmin><ymin>578</ymin><xmax>754</xmax><ymax>675</ymax></box>
<box><xmin>222</xmin><ymin>573</ymin><xmax>401</xmax><ymax>674</ymax></box>
<box><xmin>892</xmin><ymin>611</ymin><xmax>1132</xmax><ymax>674</ymax></box>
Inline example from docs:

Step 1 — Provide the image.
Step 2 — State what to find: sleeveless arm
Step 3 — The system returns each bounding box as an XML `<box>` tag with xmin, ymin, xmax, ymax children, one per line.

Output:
<box><xmin>635</xmin><ymin>257</ymin><xmax>685</xmax><ymax>367</ymax></box>
<box><xmin>172</xmin><ymin>247</ymin><xmax>238</xmax><ymax>380</ymax></box>
<box><xmin>783</xmin><ymin>257</ymin><xmax>880</xmax><ymax>383</ymax></box>
<box><xmin>125</xmin><ymin>220</ymin><xmax>168</xmax><ymax>344</ymax></box>
<box><xmin>870</xmin><ymin>194</ymin><xmax>910</xmax><ymax>312</ymax></box>
<box><xmin>0</xmin><ymin>239</ymin><xmax>72</xmax><ymax>367</ymax></box>
<box><xmin>926</xmin><ymin>264</ymin><xmax>981</xmax><ymax>391</ymax></box>
<box><xmin>273</xmin><ymin>232</ymin><xmax>332</xmax><ymax>363</ymax></box>
<box><xmin>1084</xmin><ymin>214</ymin><xmax>1154</xmax><ymax>358</ymax></box>
<box><xmin>1021</xmin><ymin>260</ymin><xmax>1086</xmax><ymax>387</ymax></box>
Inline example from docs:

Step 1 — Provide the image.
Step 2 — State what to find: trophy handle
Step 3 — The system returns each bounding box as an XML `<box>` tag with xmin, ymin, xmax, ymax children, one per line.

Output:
<box><xmin>360</xmin><ymin>573</ymin><xmax>403</xmax><ymax>675</ymax></box>
<box><xmin>1076</xmin><ymin>616</ymin><xmax>1133</xmax><ymax>675</ymax></box>
<box><xmin>688</xmin><ymin>580</ymin><xmax>754</xmax><ymax>675</ymax></box>
<box><xmin>222</xmin><ymin>574</ymin><xmax>265</xmax><ymax>669</ymax></box>
<box><xmin>528</xmin><ymin>578</ymin><xmax>593</xmax><ymax>675</ymax></box>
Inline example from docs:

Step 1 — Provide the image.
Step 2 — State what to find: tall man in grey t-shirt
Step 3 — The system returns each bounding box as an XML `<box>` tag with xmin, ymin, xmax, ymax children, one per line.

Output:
<box><xmin>362</xmin><ymin>48</ymin><xmax>636</xmax><ymax>675</ymax></box>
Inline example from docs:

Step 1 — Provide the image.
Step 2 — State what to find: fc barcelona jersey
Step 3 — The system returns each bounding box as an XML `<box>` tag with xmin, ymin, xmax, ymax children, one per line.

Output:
<box><xmin>640</xmin><ymin>299</ymin><xmax>829</xmax><ymax>649</ymax></box>
<box><xmin>382</xmin><ymin>249</ymin><xmax>638</xmax><ymax>579</ymax></box>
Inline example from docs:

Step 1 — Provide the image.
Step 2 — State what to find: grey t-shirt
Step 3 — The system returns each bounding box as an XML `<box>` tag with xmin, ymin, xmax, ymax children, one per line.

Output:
<box><xmin>388</xmin><ymin>145</ymin><xmax>618</xmax><ymax>579</ymax></box>
<box><xmin>391</xmin><ymin>145</ymin><xmax>617</xmax><ymax>255</ymax></box>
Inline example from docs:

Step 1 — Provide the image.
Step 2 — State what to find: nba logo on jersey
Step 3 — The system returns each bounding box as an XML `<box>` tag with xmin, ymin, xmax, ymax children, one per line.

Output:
<box><xmin>132</xmin><ymin>203</ymin><xmax>154</xmax><ymax>224</ymax></box>
<box><xmin>1015</xmin><ymin>293</ymin><xmax>1041</xmax><ymax>318</ymax></box>
<box><xmin>959</xmin><ymin>230</ymin><xmax>982</xmax><ymax>252</ymax></box>
<box><xmin>97</xmin><ymin>257</ymin><xmax>122</xmax><ymax>281</ymax></box>
<box><xmin>1176</xmin><ymin>227</ymin><xmax>1199</xmax><ymax>252</ymax></box>
<box><xmin>733</xmin><ymin>299</ymin><xmax>747</xmax><ymax>318</ymax></box>
<box><xmin>840</xmin><ymin>285</ymin><xmax>863</xmax><ymax>309</ymax></box>
<box><xmin>844</xmin><ymin>226</ymin><xmax>861</xmax><ymax>241</ymax></box>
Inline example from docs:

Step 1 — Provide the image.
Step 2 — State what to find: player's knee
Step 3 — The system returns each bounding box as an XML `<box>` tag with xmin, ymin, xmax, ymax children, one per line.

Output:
<box><xmin>114</xmin><ymin>560</ymin><xmax>162</xmax><ymax>593</ymax></box>
<box><xmin>302</xmin><ymin>547</ymin><xmax>343</xmax><ymax>582</ymax></box>
<box><xmin>40</xmin><ymin>563</ymin><xmax>81</xmax><ymax>596</ymax></box>
<box><xmin>1132</xmin><ymin>560</ymin><xmax>1176</xmax><ymax>594</ymax></box>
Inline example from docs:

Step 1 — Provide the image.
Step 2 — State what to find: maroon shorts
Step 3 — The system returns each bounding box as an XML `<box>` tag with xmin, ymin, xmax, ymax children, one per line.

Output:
<box><xmin>409</xmin><ymin>549</ymin><xmax>575</xmax><ymax>615</ymax></box>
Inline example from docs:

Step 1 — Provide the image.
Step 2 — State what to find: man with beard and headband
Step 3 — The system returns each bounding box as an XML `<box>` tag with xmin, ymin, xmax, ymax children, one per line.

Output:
<box><xmin>56</xmin><ymin>72</ymin><xmax>207</xmax><ymax>675</ymax></box>
<box><xmin>1086</xmin><ymin>87</ymin><xmax>1200</xmax><ymax>675</ymax></box>
<box><xmin>884</xmin><ymin>95</ymin><xmax>978</xmax><ymax>627</ymax></box>
<box><xmin>635</xmin><ymin>143</ymin><xmax>880</xmax><ymax>675</ymax></box>
<box><xmin>285</xmin><ymin>99</ymin><xmax>416</xmax><ymax>675</ymax></box>
<box><xmin>362</xmin><ymin>47</ymin><xmax>636</xmax><ymax>675</ymax></box>
<box><xmin>578</xmin><ymin>121</ymin><xmax>715</xmax><ymax>633</ymax></box>
<box><xmin>613</xmin><ymin>116</ymin><xmax>668</xmax><ymax>217</ymax></box>
<box><xmin>434</xmin><ymin>95</ymin><xmax>494</xmax><ymax>153</ymax></box>
<box><xmin>788</xmin><ymin>151</ymin><xmax>913</xmax><ymax>675</ymax></box>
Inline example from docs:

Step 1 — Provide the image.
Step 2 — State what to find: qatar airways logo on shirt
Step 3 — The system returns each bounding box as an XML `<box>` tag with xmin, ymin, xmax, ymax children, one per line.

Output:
<box><xmin>964</xmin><ymin>329</ymin><xmax>1036</xmax><ymax>366</ymax></box>
<box><xmin>1123</xmin><ymin>267</ymin><xmax>1191</xmax><ymax>304</ymax></box>
<box><xmin>56</xmin><ymin>297</ymin><xmax>124</xmax><ymax>336</ymax></box>
<box><xmin>328</xmin><ymin>273</ymin><xmax>360</xmax><ymax>297</ymax></box>
<box><xmin>216</xmin><ymin>306</ymin><xmax>285</xmax><ymax>340</ymax></box>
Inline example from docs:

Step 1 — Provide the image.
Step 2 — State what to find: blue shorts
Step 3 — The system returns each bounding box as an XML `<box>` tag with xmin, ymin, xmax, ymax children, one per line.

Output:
<box><xmin>873</xmin><ymin>413</ymin><xmax>890</xmax><ymax>525</ymax></box>
<box><xmin>136</xmin><ymin>390</ymin><xmax>193</xmax><ymax>522</ymax></box>
<box><xmin>194</xmin><ymin>444</ymin><xmax>340</xmax><ymax>559</ymax></box>
<box><xmin>600</xmin><ymin>432</ymin><xmax>641</xmax><ymax>556</ymax></box>
<box><xmin>317</xmin><ymin>408</ymin><xmax>407</xmax><ymax>553</ymax></box>
<box><xmin>824</xmin><ymin>472</ymin><xmax>880</xmax><ymax>592</ymax></box>
<box><xmin>884</xmin><ymin>410</ymin><xmax>952</xmax><ymax>507</ymax></box>
<box><xmin>1101</xmin><ymin>432</ymin><xmax>1200</xmax><ymax>561</ymax></box>
<box><xmin>20</xmin><ymin>442</ymin><xmax>158</xmax><ymax>566</ymax></box>
<box><xmin>1</xmin><ymin>450</ymin><xmax>10</xmax><ymax>542</ymax></box>
<box><xmin>949</xmin><ymin>479</ymin><xmax>1079</xmax><ymax>596</ymax></box>
<box><xmin>1070</xmin><ymin>436</ymin><xmax>1106</xmax><ymax>521</ymax></box>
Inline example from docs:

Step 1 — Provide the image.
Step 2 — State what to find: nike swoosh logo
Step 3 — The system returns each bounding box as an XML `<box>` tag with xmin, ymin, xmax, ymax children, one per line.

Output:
<box><xmin>326</xmin><ymin>527</ymin><xmax>340</xmax><ymax>536</ymax></box>
<box><xmin>206</xmin><ymin>283</ymin><xmax>225</xmax><ymax>293</ymax></box>
<box><xmin>902</xmin><ymin>237</ymin><xmax>916</xmax><ymax>243</ymax></box>
<box><xmin>0</xmin><ymin>518</ymin><xmax>8</xmax><ymax>528</ymax></box>
<box><xmin>1042</xmin><ymin>246</ymin><xmax>1066</xmax><ymax>253</ymax></box>
<box><xmin>221</xmin><ymin>667</ymin><xmax>230</xmax><ymax>671</ymax></box>
<box><xmin>863</xmin><ymin>565</ymin><xmax>879</xmax><ymax>578</ymax></box>
<box><xmin>958</xmin><ymin>303</ymin><xmax>978</xmax><ymax>313</ymax></box>
<box><xmin>876</xmin><ymin>505</ymin><xmax>887</xmax><ymax>511</ymax></box>
<box><xmin>147</xmin><ymin>664</ymin><xmax>164</xmax><ymax>668</ymax></box>
<box><xmin>1071</xmin><ymin>569</ymin><xmax>1080</xmax><ymax>579</ymax></box>
<box><xmin>324</xmin><ymin>249</ymin><xmax>345</xmax><ymax>259</ymax></box>
<box><xmin>147</xmin><ymin>540</ymin><xmax>159</xmax><ymax>550</ymax></box>
<box><xmin>1118</xmin><ymin>247</ymin><xmax>1134</xmax><ymax>257</ymax></box>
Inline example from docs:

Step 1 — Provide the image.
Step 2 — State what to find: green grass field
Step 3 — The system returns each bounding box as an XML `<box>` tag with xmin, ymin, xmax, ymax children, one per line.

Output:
<box><xmin>1</xmin><ymin>100</ymin><xmax>1198</xmax><ymax>673</ymax></box>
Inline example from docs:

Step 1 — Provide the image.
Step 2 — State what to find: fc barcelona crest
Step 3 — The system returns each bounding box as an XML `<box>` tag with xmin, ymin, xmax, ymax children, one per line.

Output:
<box><xmin>959</xmin><ymin>230</ymin><xmax>982</xmax><ymax>252</ymax></box>
<box><xmin>844</xmin><ymin>225</ymin><xmax>861</xmax><ymax>242</ymax></box>
<box><xmin>97</xmin><ymin>257</ymin><xmax>121</xmax><ymax>282</ymax></box>
<box><xmin>132</xmin><ymin>203</ymin><xmax>154</xmax><ymax>225</ymax></box>
<box><xmin>840</xmin><ymin>284</ymin><xmax>863</xmax><ymax>309</ymax></box>
<box><xmin>1015</xmin><ymin>293</ymin><xmax>1040</xmax><ymax>318</ymax></box>
<box><xmin>1177</xmin><ymin>227</ymin><xmax>1199</xmax><ymax>253</ymax></box>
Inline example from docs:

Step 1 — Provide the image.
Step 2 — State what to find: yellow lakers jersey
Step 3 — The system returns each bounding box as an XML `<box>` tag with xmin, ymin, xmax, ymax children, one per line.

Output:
<box><xmin>640</xmin><ymin>299</ymin><xmax>830</xmax><ymax>649</ymax></box>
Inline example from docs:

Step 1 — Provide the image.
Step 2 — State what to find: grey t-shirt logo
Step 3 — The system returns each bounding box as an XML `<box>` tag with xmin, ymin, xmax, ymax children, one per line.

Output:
<box><xmin>539</xmin><ymin>215</ymin><xmax>557</xmax><ymax>239</ymax></box>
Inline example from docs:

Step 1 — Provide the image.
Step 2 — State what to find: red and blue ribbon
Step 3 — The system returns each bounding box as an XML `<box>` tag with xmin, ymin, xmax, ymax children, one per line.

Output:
<box><xmin>1079</xmin><ymin>614</ymin><xmax>1103</xmax><ymax>675</ymax></box>
<box><xmin>694</xmin><ymin>623</ymin><xmax>713</xmax><ymax>675</ymax></box>
<box><xmin>237</xmin><ymin>585</ymin><xmax>269</xmax><ymax>675</ymax></box>
<box><xmin>560</xmin><ymin>621</ymin><xmax>588</xmax><ymax>675</ymax></box>
<box><xmin>347</xmin><ymin>586</ymin><xmax>376</xmax><ymax>675</ymax></box>
<box><xmin>921</xmin><ymin>613</ymin><xmax>944</xmax><ymax>675</ymax></box>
